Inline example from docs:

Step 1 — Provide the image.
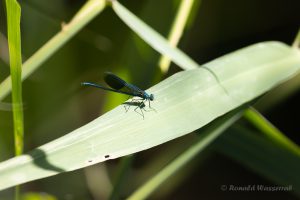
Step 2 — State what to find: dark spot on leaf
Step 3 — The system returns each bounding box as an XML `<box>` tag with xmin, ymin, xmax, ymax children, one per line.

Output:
<box><xmin>105</xmin><ymin>155</ymin><xmax>110</xmax><ymax>158</ymax></box>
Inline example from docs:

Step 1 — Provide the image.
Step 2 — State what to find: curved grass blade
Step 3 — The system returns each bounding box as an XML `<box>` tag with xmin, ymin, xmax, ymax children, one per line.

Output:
<box><xmin>158</xmin><ymin>0</ymin><xmax>197</xmax><ymax>73</ymax></box>
<box><xmin>0</xmin><ymin>42</ymin><xmax>299</xmax><ymax>190</ymax></box>
<box><xmin>110</xmin><ymin>0</ymin><xmax>199</xmax><ymax>70</ymax></box>
<box><xmin>244</xmin><ymin>108</ymin><xmax>300</xmax><ymax>155</ymax></box>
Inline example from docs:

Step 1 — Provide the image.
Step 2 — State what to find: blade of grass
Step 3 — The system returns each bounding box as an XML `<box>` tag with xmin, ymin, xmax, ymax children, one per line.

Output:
<box><xmin>292</xmin><ymin>28</ymin><xmax>300</xmax><ymax>49</ymax></box>
<box><xmin>5</xmin><ymin>0</ymin><xmax>23</xmax><ymax>199</ymax></box>
<box><xmin>244</xmin><ymin>108</ymin><xmax>300</xmax><ymax>156</ymax></box>
<box><xmin>158</xmin><ymin>0</ymin><xmax>197</xmax><ymax>73</ymax></box>
<box><xmin>5</xmin><ymin>0</ymin><xmax>23</xmax><ymax>157</ymax></box>
<box><xmin>0</xmin><ymin>0</ymin><xmax>107</xmax><ymax>101</ymax></box>
<box><xmin>0</xmin><ymin>42</ymin><xmax>299</xmax><ymax>190</ymax></box>
<box><xmin>110</xmin><ymin>1</ymin><xmax>199</xmax><ymax>70</ymax></box>
<box><xmin>127</xmin><ymin>109</ymin><xmax>243</xmax><ymax>200</ymax></box>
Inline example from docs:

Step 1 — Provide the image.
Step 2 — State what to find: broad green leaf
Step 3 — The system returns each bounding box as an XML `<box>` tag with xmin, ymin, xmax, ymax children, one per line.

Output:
<box><xmin>0</xmin><ymin>42</ymin><xmax>299</xmax><ymax>190</ymax></box>
<box><xmin>111</xmin><ymin>1</ymin><xmax>300</xmax><ymax>161</ymax></box>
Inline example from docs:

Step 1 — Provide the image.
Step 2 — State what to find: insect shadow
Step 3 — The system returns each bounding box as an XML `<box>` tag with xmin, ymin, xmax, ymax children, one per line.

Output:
<box><xmin>122</xmin><ymin>99</ymin><xmax>156</xmax><ymax>119</ymax></box>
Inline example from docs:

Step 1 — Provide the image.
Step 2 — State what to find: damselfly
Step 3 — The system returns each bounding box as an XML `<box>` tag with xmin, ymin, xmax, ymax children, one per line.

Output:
<box><xmin>82</xmin><ymin>72</ymin><xmax>154</xmax><ymax>118</ymax></box>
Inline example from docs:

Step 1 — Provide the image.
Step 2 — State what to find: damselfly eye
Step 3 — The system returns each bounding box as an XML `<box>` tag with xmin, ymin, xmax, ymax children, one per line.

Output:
<box><xmin>150</xmin><ymin>94</ymin><xmax>154</xmax><ymax>101</ymax></box>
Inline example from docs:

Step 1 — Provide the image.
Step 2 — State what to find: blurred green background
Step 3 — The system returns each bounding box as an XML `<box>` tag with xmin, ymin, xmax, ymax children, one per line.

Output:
<box><xmin>0</xmin><ymin>0</ymin><xmax>300</xmax><ymax>199</ymax></box>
